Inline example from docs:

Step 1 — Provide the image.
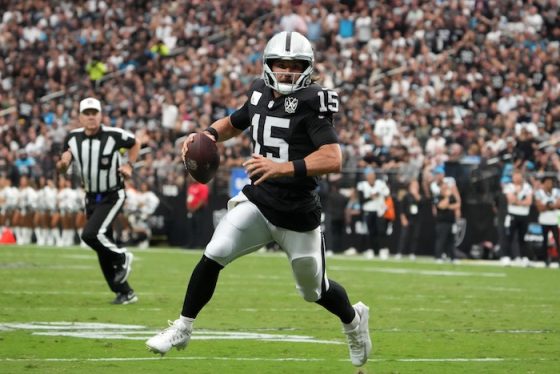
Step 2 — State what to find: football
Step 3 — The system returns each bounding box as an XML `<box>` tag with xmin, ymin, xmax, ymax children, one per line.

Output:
<box><xmin>184</xmin><ymin>133</ymin><xmax>220</xmax><ymax>184</ymax></box>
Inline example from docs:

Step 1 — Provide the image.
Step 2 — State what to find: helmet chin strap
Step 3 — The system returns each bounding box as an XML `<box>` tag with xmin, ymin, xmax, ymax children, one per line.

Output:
<box><xmin>276</xmin><ymin>83</ymin><xmax>296</xmax><ymax>95</ymax></box>
<box><xmin>273</xmin><ymin>71</ymin><xmax>302</xmax><ymax>95</ymax></box>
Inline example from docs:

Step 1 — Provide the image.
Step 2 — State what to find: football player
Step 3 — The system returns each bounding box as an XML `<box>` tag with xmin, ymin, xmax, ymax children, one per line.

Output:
<box><xmin>146</xmin><ymin>31</ymin><xmax>372</xmax><ymax>367</ymax></box>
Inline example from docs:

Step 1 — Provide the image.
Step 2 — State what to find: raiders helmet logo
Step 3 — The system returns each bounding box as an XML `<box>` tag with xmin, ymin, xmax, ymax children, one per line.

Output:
<box><xmin>284</xmin><ymin>97</ymin><xmax>298</xmax><ymax>114</ymax></box>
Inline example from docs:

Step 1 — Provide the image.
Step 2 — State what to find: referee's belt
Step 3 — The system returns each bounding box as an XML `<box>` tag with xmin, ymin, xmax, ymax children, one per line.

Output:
<box><xmin>86</xmin><ymin>188</ymin><xmax>122</xmax><ymax>203</ymax></box>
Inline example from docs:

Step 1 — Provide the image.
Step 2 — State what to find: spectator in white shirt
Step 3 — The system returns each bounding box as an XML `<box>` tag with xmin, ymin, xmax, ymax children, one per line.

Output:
<box><xmin>523</xmin><ymin>6</ymin><xmax>543</xmax><ymax>34</ymax></box>
<box><xmin>354</xmin><ymin>9</ymin><xmax>372</xmax><ymax>47</ymax></box>
<box><xmin>497</xmin><ymin>87</ymin><xmax>519</xmax><ymax>115</ymax></box>
<box><xmin>501</xmin><ymin>170</ymin><xmax>533</xmax><ymax>265</ymax></box>
<box><xmin>485</xmin><ymin>131</ymin><xmax>507</xmax><ymax>154</ymax></box>
<box><xmin>425</xmin><ymin>127</ymin><xmax>446</xmax><ymax>156</ymax></box>
<box><xmin>356</xmin><ymin>169</ymin><xmax>390</xmax><ymax>259</ymax></box>
<box><xmin>374</xmin><ymin>111</ymin><xmax>398</xmax><ymax>148</ymax></box>
<box><xmin>534</xmin><ymin>176</ymin><xmax>560</xmax><ymax>267</ymax></box>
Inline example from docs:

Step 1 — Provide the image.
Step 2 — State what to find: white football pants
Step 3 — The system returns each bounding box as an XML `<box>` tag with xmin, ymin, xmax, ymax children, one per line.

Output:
<box><xmin>204</xmin><ymin>193</ymin><xmax>329</xmax><ymax>302</ymax></box>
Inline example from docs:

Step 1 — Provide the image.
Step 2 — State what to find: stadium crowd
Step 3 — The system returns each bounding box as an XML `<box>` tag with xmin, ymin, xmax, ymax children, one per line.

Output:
<box><xmin>1</xmin><ymin>0</ymin><xmax>560</xmax><ymax>264</ymax></box>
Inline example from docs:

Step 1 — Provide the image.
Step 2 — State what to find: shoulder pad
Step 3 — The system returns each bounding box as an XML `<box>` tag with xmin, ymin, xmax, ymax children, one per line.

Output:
<box><xmin>300</xmin><ymin>84</ymin><xmax>339</xmax><ymax>115</ymax></box>
<box><xmin>251</xmin><ymin>78</ymin><xmax>267</xmax><ymax>91</ymax></box>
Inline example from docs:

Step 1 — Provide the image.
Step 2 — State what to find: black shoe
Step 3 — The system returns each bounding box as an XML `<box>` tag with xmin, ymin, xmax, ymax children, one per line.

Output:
<box><xmin>111</xmin><ymin>291</ymin><xmax>138</xmax><ymax>305</ymax></box>
<box><xmin>114</xmin><ymin>252</ymin><xmax>133</xmax><ymax>284</ymax></box>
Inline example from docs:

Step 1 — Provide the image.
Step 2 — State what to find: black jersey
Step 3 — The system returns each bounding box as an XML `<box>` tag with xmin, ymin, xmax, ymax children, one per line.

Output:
<box><xmin>230</xmin><ymin>79</ymin><xmax>339</xmax><ymax>231</ymax></box>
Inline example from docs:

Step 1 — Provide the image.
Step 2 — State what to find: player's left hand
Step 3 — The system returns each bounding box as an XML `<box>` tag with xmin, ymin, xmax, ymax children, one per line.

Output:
<box><xmin>243</xmin><ymin>154</ymin><xmax>287</xmax><ymax>185</ymax></box>
<box><xmin>119</xmin><ymin>163</ymin><xmax>133</xmax><ymax>179</ymax></box>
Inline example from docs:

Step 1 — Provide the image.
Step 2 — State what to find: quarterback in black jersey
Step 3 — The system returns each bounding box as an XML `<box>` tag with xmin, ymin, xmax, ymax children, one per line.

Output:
<box><xmin>147</xmin><ymin>31</ymin><xmax>372</xmax><ymax>367</ymax></box>
<box><xmin>230</xmin><ymin>78</ymin><xmax>339</xmax><ymax>231</ymax></box>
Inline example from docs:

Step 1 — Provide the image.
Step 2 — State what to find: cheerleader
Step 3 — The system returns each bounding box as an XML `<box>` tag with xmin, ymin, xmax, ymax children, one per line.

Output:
<box><xmin>13</xmin><ymin>176</ymin><xmax>37</xmax><ymax>245</ymax></box>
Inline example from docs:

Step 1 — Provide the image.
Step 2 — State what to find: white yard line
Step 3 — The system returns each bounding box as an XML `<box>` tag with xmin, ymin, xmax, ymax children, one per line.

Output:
<box><xmin>329</xmin><ymin>265</ymin><xmax>506</xmax><ymax>277</ymax></box>
<box><xmin>374</xmin><ymin>328</ymin><xmax>555</xmax><ymax>334</ymax></box>
<box><xmin>0</xmin><ymin>290</ymin><xmax>158</xmax><ymax>295</ymax></box>
<box><xmin>0</xmin><ymin>356</ymin><xmax>549</xmax><ymax>363</ymax></box>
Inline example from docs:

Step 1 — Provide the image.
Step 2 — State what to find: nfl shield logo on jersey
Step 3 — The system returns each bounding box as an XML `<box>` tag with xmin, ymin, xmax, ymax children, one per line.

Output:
<box><xmin>284</xmin><ymin>97</ymin><xmax>298</xmax><ymax>114</ymax></box>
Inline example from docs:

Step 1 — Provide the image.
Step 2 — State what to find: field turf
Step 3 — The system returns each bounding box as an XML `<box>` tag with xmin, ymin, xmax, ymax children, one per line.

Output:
<box><xmin>0</xmin><ymin>245</ymin><xmax>559</xmax><ymax>373</ymax></box>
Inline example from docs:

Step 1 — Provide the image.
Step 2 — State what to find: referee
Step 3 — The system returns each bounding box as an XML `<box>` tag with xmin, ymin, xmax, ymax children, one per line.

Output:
<box><xmin>57</xmin><ymin>97</ymin><xmax>141</xmax><ymax>304</ymax></box>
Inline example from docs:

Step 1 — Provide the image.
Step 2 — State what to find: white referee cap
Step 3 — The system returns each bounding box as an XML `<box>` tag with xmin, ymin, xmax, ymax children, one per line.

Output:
<box><xmin>79</xmin><ymin>97</ymin><xmax>101</xmax><ymax>113</ymax></box>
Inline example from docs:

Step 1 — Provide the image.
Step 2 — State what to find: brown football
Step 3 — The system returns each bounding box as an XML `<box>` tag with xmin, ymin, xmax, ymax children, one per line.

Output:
<box><xmin>184</xmin><ymin>133</ymin><xmax>220</xmax><ymax>184</ymax></box>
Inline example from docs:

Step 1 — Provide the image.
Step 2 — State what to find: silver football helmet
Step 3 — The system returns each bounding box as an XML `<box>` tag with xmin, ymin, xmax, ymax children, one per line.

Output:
<box><xmin>262</xmin><ymin>31</ymin><xmax>314</xmax><ymax>95</ymax></box>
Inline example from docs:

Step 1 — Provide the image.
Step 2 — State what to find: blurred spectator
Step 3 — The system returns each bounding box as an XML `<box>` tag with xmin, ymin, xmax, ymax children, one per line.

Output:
<box><xmin>355</xmin><ymin>168</ymin><xmax>390</xmax><ymax>259</ymax></box>
<box><xmin>324</xmin><ymin>177</ymin><xmax>348</xmax><ymax>255</ymax></box>
<box><xmin>150</xmin><ymin>39</ymin><xmax>170</xmax><ymax>57</ymax></box>
<box><xmin>0</xmin><ymin>0</ymin><xmax>559</xmax><ymax>258</ymax></box>
<box><xmin>85</xmin><ymin>55</ymin><xmax>108</xmax><ymax>83</ymax></box>
<box><xmin>425</xmin><ymin>128</ymin><xmax>446</xmax><ymax>156</ymax></box>
<box><xmin>397</xmin><ymin>179</ymin><xmax>423</xmax><ymax>260</ymax></box>
<box><xmin>433</xmin><ymin>181</ymin><xmax>460</xmax><ymax>264</ymax></box>
<box><xmin>374</xmin><ymin>110</ymin><xmax>398</xmax><ymax>148</ymax></box>
<box><xmin>501</xmin><ymin>170</ymin><xmax>533</xmax><ymax>266</ymax></box>
<box><xmin>534</xmin><ymin>176</ymin><xmax>560</xmax><ymax>267</ymax></box>
<box><xmin>185</xmin><ymin>174</ymin><xmax>209</xmax><ymax>249</ymax></box>
<box><xmin>14</xmin><ymin>150</ymin><xmax>35</xmax><ymax>179</ymax></box>
<box><xmin>343</xmin><ymin>187</ymin><xmax>367</xmax><ymax>256</ymax></box>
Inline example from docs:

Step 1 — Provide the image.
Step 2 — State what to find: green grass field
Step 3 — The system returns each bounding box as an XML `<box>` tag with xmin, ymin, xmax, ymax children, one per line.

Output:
<box><xmin>1</xmin><ymin>245</ymin><xmax>559</xmax><ymax>373</ymax></box>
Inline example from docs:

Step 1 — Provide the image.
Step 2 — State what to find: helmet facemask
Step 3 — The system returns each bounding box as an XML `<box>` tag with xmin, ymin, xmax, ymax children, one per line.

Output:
<box><xmin>262</xmin><ymin>31</ymin><xmax>314</xmax><ymax>95</ymax></box>
<box><xmin>263</xmin><ymin>59</ymin><xmax>313</xmax><ymax>95</ymax></box>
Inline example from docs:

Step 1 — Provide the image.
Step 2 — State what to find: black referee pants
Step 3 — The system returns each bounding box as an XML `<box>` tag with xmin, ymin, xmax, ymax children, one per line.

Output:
<box><xmin>82</xmin><ymin>189</ymin><xmax>132</xmax><ymax>294</ymax></box>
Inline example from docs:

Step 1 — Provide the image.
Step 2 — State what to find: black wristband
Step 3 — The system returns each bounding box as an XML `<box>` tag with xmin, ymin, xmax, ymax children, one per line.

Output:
<box><xmin>204</xmin><ymin>127</ymin><xmax>219</xmax><ymax>141</ymax></box>
<box><xmin>293</xmin><ymin>159</ymin><xmax>307</xmax><ymax>178</ymax></box>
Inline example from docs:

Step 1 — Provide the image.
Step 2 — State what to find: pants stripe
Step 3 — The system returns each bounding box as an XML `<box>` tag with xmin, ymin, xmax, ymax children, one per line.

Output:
<box><xmin>96</xmin><ymin>189</ymin><xmax>126</xmax><ymax>254</ymax></box>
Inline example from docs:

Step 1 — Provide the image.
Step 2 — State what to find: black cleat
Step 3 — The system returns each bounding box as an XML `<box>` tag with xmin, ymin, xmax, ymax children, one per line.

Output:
<box><xmin>114</xmin><ymin>252</ymin><xmax>133</xmax><ymax>284</ymax></box>
<box><xmin>111</xmin><ymin>291</ymin><xmax>138</xmax><ymax>305</ymax></box>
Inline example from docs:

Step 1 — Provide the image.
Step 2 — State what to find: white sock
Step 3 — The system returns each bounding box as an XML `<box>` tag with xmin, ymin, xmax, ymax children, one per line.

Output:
<box><xmin>343</xmin><ymin>309</ymin><xmax>360</xmax><ymax>332</ymax></box>
<box><xmin>77</xmin><ymin>228</ymin><xmax>86</xmax><ymax>246</ymax></box>
<box><xmin>14</xmin><ymin>227</ymin><xmax>23</xmax><ymax>244</ymax></box>
<box><xmin>40</xmin><ymin>228</ymin><xmax>48</xmax><ymax>245</ymax></box>
<box><xmin>35</xmin><ymin>228</ymin><xmax>43</xmax><ymax>245</ymax></box>
<box><xmin>46</xmin><ymin>229</ymin><xmax>55</xmax><ymax>246</ymax></box>
<box><xmin>54</xmin><ymin>229</ymin><xmax>63</xmax><ymax>246</ymax></box>
<box><xmin>179</xmin><ymin>316</ymin><xmax>195</xmax><ymax>329</ymax></box>
<box><xmin>23</xmin><ymin>228</ymin><xmax>33</xmax><ymax>244</ymax></box>
<box><xmin>61</xmin><ymin>229</ymin><xmax>72</xmax><ymax>246</ymax></box>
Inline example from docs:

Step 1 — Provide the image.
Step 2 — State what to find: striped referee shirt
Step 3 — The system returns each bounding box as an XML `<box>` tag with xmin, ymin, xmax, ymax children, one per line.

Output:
<box><xmin>63</xmin><ymin>125</ymin><xmax>136</xmax><ymax>193</ymax></box>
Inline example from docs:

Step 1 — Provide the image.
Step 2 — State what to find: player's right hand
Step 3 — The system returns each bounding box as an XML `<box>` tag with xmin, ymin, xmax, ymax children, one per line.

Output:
<box><xmin>181</xmin><ymin>132</ymin><xmax>215</xmax><ymax>164</ymax></box>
